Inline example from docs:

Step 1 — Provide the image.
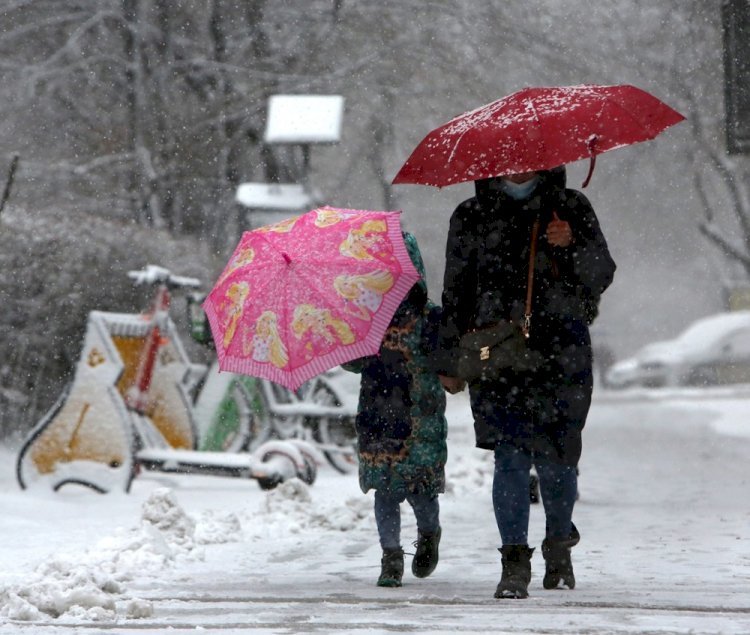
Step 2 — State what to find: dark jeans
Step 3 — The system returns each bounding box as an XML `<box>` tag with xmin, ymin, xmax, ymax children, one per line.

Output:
<box><xmin>374</xmin><ymin>489</ymin><xmax>440</xmax><ymax>550</ymax></box>
<box><xmin>493</xmin><ymin>444</ymin><xmax>577</xmax><ymax>545</ymax></box>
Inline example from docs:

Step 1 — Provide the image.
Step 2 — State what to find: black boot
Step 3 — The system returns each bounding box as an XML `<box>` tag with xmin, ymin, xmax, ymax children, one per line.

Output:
<box><xmin>412</xmin><ymin>526</ymin><xmax>441</xmax><ymax>578</ymax></box>
<box><xmin>494</xmin><ymin>544</ymin><xmax>534</xmax><ymax>599</ymax></box>
<box><xmin>542</xmin><ymin>524</ymin><xmax>580</xmax><ymax>590</ymax></box>
<box><xmin>377</xmin><ymin>547</ymin><xmax>404</xmax><ymax>587</ymax></box>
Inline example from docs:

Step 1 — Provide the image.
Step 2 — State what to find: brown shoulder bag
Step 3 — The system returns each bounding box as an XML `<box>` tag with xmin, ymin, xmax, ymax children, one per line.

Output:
<box><xmin>456</xmin><ymin>218</ymin><xmax>544</xmax><ymax>382</ymax></box>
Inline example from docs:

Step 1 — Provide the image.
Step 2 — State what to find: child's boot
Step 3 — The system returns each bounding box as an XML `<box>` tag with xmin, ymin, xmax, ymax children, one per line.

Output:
<box><xmin>377</xmin><ymin>547</ymin><xmax>404</xmax><ymax>587</ymax></box>
<box><xmin>412</xmin><ymin>526</ymin><xmax>441</xmax><ymax>578</ymax></box>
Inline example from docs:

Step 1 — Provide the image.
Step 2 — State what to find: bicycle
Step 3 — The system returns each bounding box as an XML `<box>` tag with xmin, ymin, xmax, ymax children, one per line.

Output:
<box><xmin>16</xmin><ymin>265</ymin><xmax>357</xmax><ymax>493</ymax></box>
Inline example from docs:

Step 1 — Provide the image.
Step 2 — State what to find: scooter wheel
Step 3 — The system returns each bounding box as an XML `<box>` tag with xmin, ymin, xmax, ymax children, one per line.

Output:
<box><xmin>255</xmin><ymin>448</ymin><xmax>297</xmax><ymax>490</ymax></box>
<box><xmin>296</xmin><ymin>452</ymin><xmax>317</xmax><ymax>485</ymax></box>
<box><xmin>256</xmin><ymin>474</ymin><xmax>283</xmax><ymax>490</ymax></box>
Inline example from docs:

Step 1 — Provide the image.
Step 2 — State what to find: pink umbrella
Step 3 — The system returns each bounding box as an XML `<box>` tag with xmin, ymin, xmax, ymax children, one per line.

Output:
<box><xmin>202</xmin><ymin>207</ymin><xmax>420</xmax><ymax>392</ymax></box>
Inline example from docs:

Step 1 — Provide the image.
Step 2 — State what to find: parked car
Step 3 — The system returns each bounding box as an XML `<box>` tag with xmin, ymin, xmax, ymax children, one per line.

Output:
<box><xmin>605</xmin><ymin>311</ymin><xmax>750</xmax><ymax>389</ymax></box>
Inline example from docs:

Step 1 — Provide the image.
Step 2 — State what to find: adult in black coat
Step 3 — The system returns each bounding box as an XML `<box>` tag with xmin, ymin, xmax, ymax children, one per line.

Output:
<box><xmin>436</xmin><ymin>166</ymin><xmax>616</xmax><ymax>599</ymax></box>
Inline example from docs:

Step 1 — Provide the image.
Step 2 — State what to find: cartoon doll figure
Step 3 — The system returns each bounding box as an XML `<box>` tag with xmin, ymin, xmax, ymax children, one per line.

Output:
<box><xmin>333</xmin><ymin>270</ymin><xmax>394</xmax><ymax>321</ymax></box>
<box><xmin>339</xmin><ymin>220</ymin><xmax>390</xmax><ymax>261</ymax></box>
<box><xmin>258</xmin><ymin>216</ymin><xmax>299</xmax><ymax>234</ymax></box>
<box><xmin>291</xmin><ymin>304</ymin><xmax>355</xmax><ymax>350</ymax></box>
<box><xmin>222</xmin><ymin>281</ymin><xmax>250</xmax><ymax>350</ymax></box>
<box><xmin>314</xmin><ymin>206</ymin><xmax>348</xmax><ymax>228</ymax></box>
<box><xmin>217</xmin><ymin>246</ymin><xmax>255</xmax><ymax>284</ymax></box>
<box><xmin>243</xmin><ymin>310</ymin><xmax>289</xmax><ymax>369</ymax></box>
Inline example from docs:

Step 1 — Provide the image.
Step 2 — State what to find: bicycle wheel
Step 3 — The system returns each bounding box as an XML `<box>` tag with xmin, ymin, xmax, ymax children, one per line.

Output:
<box><xmin>285</xmin><ymin>439</ymin><xmax>319</xmax><ymax>485</ymax></box>
<box><xmin>260</xmin><ymin>380</ymin><xmax>306</xmax><ymax>439</ymax></box>
<box><xmin>309</xmin><ymin>380</ymin><xmax>358</xmax><ymax>474</ymax></box>
<box><xmin>233</xmin><ymin>378</ymin><xmax>274</xmax><ymax>452</ymax></box>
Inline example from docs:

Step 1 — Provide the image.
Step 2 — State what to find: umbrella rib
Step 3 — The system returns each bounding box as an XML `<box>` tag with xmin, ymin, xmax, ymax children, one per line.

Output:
<box><xmin>526</xmin><ymin>98</ymin><xmax>549</xmax><ymax>167</ymax></box>
<box><xmin>607</xmin><ymin>99</ymin><xmax>664</xmax><ymax>140</ymax></box>
<box><xmin>447</xmin><ymin>129</ymin><xmax>470</xmax><ymax>164</ymax></box>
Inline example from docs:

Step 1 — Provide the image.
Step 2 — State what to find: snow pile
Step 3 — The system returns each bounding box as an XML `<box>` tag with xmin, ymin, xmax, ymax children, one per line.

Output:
<box><xmin>0</xmin><ymin>560</ymin><xmax>123</xmax><ymax>622</ymax></box>
<box><xmin>0</xmin><ymin>480</ymin><xmax>369</xmax><ymax>624</ymax></box>
<box><xmin>194</xmin><ymin>509</ymin><xmax>243</xmax><ymax>545</ymax></box>
<box><xmin>259</xmin><ymin>478</ymin><xmax>370</xmax><ymax>533</ymax></box>
<box><xmin>0</xmin><ymin>487</ymin><xmax>241</xmax><ymax>622</ymax></box>
<box><xmin>139</xmin><ymin>487</ymin><xmax>199</xmax><ymax>555</ymax></box>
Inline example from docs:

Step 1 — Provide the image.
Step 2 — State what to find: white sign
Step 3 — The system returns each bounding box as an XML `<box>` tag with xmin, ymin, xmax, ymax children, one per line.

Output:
<box><xmin>264</xmin><ymin>95</ymin><xmax>344</xmax><ymax>144</ymax></box>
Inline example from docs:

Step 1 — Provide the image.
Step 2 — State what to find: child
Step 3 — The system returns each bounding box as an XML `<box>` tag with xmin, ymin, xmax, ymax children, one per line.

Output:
<box><xmin>342</xmin><ymin>232</ymin><xmax>448</xmax><ymax>587</ymax></box>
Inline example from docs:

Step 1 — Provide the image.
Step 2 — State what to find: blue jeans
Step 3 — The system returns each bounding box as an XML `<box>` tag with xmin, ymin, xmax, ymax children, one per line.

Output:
<box><xmin>374</xmin><ymin>489</ymin><xmax>440</xmax><ymax>550</ymax></box>
<box><xmin>493</xmin><ymin>444</ymin><xmax>577</xmax><ymax>545</ymax></box>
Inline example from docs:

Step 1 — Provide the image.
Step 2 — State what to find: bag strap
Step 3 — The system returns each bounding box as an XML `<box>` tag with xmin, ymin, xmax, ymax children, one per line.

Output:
<box><xmin>522</xmin><ymin>218</ymin><xmax>540</xmax><ymax>338</ymax></box>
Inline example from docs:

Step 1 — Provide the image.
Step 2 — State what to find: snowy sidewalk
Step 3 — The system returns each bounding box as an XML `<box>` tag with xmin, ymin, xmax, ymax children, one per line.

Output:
<box><xmin>0</xmin><ymin>390</ymin><xmax>749</xmax><ymax>633</ymax></box>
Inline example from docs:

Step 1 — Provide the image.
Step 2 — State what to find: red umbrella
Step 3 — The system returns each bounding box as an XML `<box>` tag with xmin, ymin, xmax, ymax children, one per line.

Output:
<box><xmin>392</xmin><ymin>84</ymin><xmax>686</xmax><ymax>188</ymax></box>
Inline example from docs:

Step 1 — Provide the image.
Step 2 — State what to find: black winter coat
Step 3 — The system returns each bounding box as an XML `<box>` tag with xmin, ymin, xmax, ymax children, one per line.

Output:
<box><xmin>437</xmin><ymin>167</ymin><xmax>616</xmax><ymax>465</ymax></box>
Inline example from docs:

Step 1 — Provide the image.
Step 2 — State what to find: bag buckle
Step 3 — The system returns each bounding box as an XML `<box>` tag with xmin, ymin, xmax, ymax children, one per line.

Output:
<box><xmin>479</xmin><ymin>346</ymin><xmax>490</xmax><ymax>360</ymax></box>
<box><xmin>522</xmin><ymin>314</ymin><xmax>532</xmax><ymax>339</ymax></box>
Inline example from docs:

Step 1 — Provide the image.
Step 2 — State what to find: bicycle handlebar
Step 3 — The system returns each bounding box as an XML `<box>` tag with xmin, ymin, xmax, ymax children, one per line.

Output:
<box><xmin>127</xmin><ymin>264</ymin><xmax>202</xmax><ymax>290</ymax></box>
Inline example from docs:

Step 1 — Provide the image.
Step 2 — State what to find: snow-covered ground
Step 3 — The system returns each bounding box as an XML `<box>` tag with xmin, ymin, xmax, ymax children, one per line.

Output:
<box><xmin>0</xmin><ymin>387</ymin><xmax>749</xmax><ymax>634</ymax></box>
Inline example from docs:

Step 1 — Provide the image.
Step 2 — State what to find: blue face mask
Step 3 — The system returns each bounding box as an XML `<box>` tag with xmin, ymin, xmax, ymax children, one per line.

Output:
<box><xmin>499</xmin><ymin>175</ymin><xmax>540</xmax><ymax>200</ymax></box>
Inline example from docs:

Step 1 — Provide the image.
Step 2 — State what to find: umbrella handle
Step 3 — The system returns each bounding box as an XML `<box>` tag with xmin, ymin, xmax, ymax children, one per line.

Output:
<box><xmin>581</xmin><ymin>135</ymin><xmax>598</xmax><ymax>188</ymax></box>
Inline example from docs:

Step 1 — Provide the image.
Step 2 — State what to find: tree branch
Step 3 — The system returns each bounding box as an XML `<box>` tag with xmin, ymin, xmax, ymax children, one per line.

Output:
<box><xmin>0</xmin><ymin>154</ymin><xmax>19</xmax><ymax>216</ymax></box>
<box><xmin>699</xmin><ymin>221</ymin><xmax>750</xmax><ymax>275</ymax></box>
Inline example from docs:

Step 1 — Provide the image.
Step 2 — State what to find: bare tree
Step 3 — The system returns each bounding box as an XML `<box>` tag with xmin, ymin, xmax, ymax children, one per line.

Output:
<box><xmin>0</xmin><ymin>0</ymin><xmax>741</xmax><ymax>434</ymax></box>
<box><xmin>514</xmin><ymin>0</ymin><xmax>750</xmax><ymax>298</ymax></box>
<box><xmin>0</xmin><ymin>1</ymin><xmax>344</xmax><ymax>239</ymax></box>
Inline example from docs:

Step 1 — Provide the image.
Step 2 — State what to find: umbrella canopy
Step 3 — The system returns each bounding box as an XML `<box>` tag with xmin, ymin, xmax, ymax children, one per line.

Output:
<box><xmin>202</xmin><ymin>207</ymin><xmax>420</xmax><ymax>392</ymax></box>
<box><xmin>392</xmin><ymin>84</ymin><xmax>686</xmax><ymax>188</ymax></box>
